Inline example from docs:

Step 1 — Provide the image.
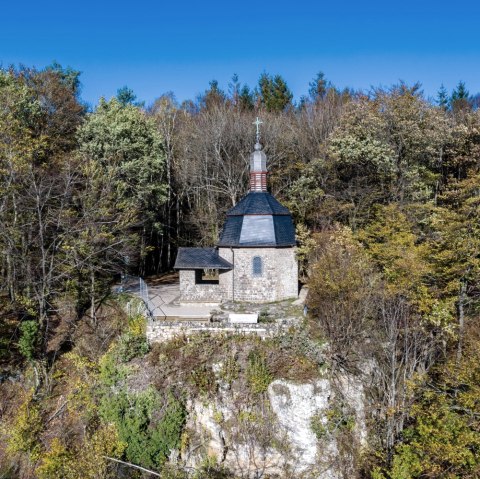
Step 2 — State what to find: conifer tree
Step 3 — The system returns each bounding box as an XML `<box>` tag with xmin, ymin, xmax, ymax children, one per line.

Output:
<box><xmin>451</xmin><ymin>81</ymin><xmax>471</xmax><ymax>112</ymax></box>
<box><xmin>258</xmin><ymin>73</ymin><xmax>293</xmax><ymax>111</ymax></box>
<box><xmin>308</xmin><ymin>71</ymin><xmax>331</xmax><ymax>102</ymax></box>
<box><xmin>199</xmin><ymin>79</ymin><xmax>226</xmax><ymax>109</ymax></box>
<box><xmin>436</xmin><ymin>84</ymin><xmax>449</xmax><ymax>110</ymax></box>
<box><xmin>116</xmin><ymin>86</ymin><xmax>137</xmax><ymax>106</ymax></box>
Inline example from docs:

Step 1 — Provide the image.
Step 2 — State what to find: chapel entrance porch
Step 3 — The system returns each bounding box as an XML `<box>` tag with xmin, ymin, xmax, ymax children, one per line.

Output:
<box><xmin>124</xmin><ymin>273</ymin><xmax>219</xmax><ymax>321</ymax></box>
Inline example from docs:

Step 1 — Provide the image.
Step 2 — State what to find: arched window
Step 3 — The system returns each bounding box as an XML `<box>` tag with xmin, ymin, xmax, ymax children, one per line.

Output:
<box><xmin>252</xmin><ymin>256</ymin><xmax>263</xmax><ymax>277</ymax></box>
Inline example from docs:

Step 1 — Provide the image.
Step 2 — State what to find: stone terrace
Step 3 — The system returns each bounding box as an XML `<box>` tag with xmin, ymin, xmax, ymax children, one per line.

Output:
<box><xmin>123</xmin><ymin>274</ymin><xmax>307</xmax><ymax>343</ymax></box>
<box><xmin>147</xmin><ymin>282</ymin><xmax>307</xmax><ymax>343</ymax></box>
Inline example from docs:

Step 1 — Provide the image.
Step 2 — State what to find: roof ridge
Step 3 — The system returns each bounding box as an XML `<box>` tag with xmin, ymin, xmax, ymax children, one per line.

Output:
<box><xmin>226</xmin><ymin>191</ymin><xmax>290</xmax><ymax>216</ymax></box>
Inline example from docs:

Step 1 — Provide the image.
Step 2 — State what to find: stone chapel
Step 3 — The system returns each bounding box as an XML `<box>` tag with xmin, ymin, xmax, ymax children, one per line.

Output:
<box><xmin>174</xmin><ymin>121</ymin><xmax>298</xmax><ymax>303</ymax></box>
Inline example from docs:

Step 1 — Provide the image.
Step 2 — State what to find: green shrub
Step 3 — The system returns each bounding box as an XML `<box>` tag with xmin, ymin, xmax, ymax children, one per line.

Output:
<box><xmin>18</xmin><ymin>320</ymin><xmax>39</xmax><ymax>361</ymax></box>
<box><xmin>246</xmin><ymin>350</ymin><xmax>272</xmax><ymax>394</ymax></box>
<box><xmin>98</xmin><ymin>349</ymin><xmax>129</xmax><ymax>387</ymax></box>
<box><xmin>258</xmin><ymin>308</ymin><xmax>273</xmax><ymax>323</ymax></box>
<box><xmin>310</xmin><ymin>411</ymin><xmax>327</xmax><ymax>439</ymax></box>
<box><xmin>0</xmin><ymin>337</ymin><xmax>10</xmax><ymax>359</ymax></box>
<box><xmin>116</xmin><ymin>314</ymin><xmax>149</xmax><ymax>362</ymax></box>
<box><xmin>150</xmin><ymin>390</ymin><xmax>187</xmax><ymax>464</ymax></box>
<box><xmin>116</xmin><ymin>331</ymin><xmax>149</xmax><ymax>362</ymax></box>
<box><xmin>219</xmin><ymin>355</ymin><xmax>240</xmax><ymax>385</ymax></box>
<box><xmin>6</xmin><ymin>391</ymin><xmax>43</xmax><ymax>460</ymax></box>
<box><xmin>99</xmin><ymin>387</ymin><xmax>186</xmax><ymax>469</ymax></box>
<box><xmin>194</xmin><ymin>456</ymin><xmax>234</xmax><ymax>478</ymax></box>
<box><xmin>310</xmin><ymin>405</ymin><xmax>355</xmax><ymax>440</ymax></box>
<box><xmin>190</xmin><ymin>364</ymin><xmax>216</xmax><ymax>396</ymax></box>
<box><xmin>36</xmin><ymin>425</ymin><xmax>126</xmax><ymax>479</ymax></box>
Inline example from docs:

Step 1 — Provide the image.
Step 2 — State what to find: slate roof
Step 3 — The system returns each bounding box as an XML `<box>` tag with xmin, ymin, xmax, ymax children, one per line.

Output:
<box><xmin>174</xmin><ymin>247</ymin><xmax>233</xmax><ymax>270</ymax></box>
<box><xmin>217</xmin><ymin>192</ymin><xmax>296</xmax><ymax>247</ymax></box>
<box><xmin>227</xmin><ymin>192</ymin><xmax>291</xmax><ymax>216</ymax></box>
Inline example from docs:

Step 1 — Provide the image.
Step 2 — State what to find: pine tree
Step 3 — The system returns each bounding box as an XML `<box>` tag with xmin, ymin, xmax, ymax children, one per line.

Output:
<box><xmin>258</xmin><ymin>73</ymin><xmax>293</xmax><ymax>111</ymax></box>
<box><xmin>116</xmin><ymin>86</ymin><xmax>137</xmax><ymax>106</ymax></box>
<box><xmin>228</xmin><ymin>74</ymin><xmax>254</xmax><ymax>110</ymax></box>
<box><xmin>436</xmin><ymin>84</ymin><xmax>449</xmax><ymax>110</ymax></box>
<box><xmin>308</xmin><ymin>71</ymin><xmax>328</xmax><ymax>101</ymax></box>
<box><xmin>228</xmin><ymin>73</ymin><xmax>240</xmax><ymax>103</ymax></box>
<box><xmin>45</xmin><ymin>61</ymin><xmax>81</xmax><ymax>95</ymax></box>
<box><xmin>238</xmin><ymin>84</ymin><xmax>254</xmax><ymax>110</ymax></box>
<box><xmin>451</xmin><ymin>80</ymin><xmax>469</xmax><ymax>101</ymax></box>
<box><xmin>198</xmin><ymin>79</ymin><xmax>226</xmax><ymax>109</ymax></box>
<box><xmin>451</xmin><ymin>81</ymin><xmax>471</xmax><ymax>112</ymax></box>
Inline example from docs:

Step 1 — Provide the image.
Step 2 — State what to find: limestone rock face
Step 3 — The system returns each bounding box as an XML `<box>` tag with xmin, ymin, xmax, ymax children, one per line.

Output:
<box><xmin>183</xmin><ymin>375</ymin><xmax>366</xmax><ymax>479</ymax></box>
<box><xmin>268</xmin><ymin>380</ymin><xmax>337</xmax><ymax>474</ymax></box>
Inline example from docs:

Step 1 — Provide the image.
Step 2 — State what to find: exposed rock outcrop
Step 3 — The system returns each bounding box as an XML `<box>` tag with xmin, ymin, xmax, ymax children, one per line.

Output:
<box><xmin>183</xmin><ymin>375</ymin><xmax>366</xmax><ymax>478</ymax></box>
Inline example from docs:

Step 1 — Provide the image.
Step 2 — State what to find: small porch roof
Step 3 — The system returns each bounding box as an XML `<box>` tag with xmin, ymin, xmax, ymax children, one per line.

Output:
<box><xmin>174</xmin><ymin>247</ymin><xmax>233</xmax><ymax>270</ymax></box>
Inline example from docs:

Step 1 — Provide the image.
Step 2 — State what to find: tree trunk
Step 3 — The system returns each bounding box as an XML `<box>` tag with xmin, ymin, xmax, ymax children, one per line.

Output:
<box><xmin>91</xmin><ymin>270</ymin><xmax>96</xmax><ymax>325</ymax></box>
<box><xmin>457</xmin><ymin>279</ymin><xmax>467</xmax><ymax>362</ymax></box>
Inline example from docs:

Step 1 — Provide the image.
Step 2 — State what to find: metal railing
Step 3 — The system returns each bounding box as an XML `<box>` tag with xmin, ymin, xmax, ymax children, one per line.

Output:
<box><xmin>117</xmin><ymin>275</ymin><xmax>155</xmax><ymax>318</ymax></box>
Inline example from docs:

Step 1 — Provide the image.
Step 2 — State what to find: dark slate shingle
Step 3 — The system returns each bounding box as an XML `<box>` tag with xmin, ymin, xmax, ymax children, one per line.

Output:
<box><xmin>273</xmin><ymin>215</ymin><xmax>296</xmax><ymax>246</ymax></box>
<box><xmin>174</xmin><ymin>247</ymin><xmax>233</xmax><ymax>270</ymax></box>
<box><xmin>227</xmin><ymin>192</ymin><xmax>290</xmax><ymax>216</ymax></box>
<box><xmin>217</xmin><ymin>216</ymin><xmax>243</xmax><ymax>246</ymax></box>
<box><xmin>217</xmin><ymin>191</ymin><xmax>296</xmax><ymax>247</ymax></box>
<box><xmin>217</xmin><ymin>215</ymin><xmax>296</xmax><ymax>247</ymax></box>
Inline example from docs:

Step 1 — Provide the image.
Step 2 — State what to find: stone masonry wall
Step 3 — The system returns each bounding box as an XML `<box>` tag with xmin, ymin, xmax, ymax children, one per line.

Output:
<box><xmin>227</xmin><ymin>247</ymin><xmax>298</xmax><ymax>302</ymax></box>
<box><xmin>147</xmin><ymin>316</ymin><xmax>300</xmax><ymax>343</ymax></box>
<box><xmin>179</xmin><ymin>269</ymin><xmax>230</xmax><ymax>303</ymax></box>
<box><xmin>218</xmin><ymin>248</ymin><xmax>234</xmax><ymax>301</ymax></box>
<box><xmin>275</xmin><ymin>248</ymin><xmax>299</xmax><ymax>299</ymax></box>
<box><xmin>179</xmin><ymin>247</ymin><xmax>298</xmax><ymax>303</ymax></box>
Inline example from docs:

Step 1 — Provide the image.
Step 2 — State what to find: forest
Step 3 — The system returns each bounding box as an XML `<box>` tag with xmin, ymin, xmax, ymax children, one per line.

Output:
<box><xmin>0</xmin><ymin>63</ymin><xmax>479</xmax><ymax>478</ymax></box>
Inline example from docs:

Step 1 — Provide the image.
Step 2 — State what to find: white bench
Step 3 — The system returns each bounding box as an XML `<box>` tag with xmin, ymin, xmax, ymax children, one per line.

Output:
<box><xmin>228</xmin><ymin>313</ymin><xmax>259</xmax><ymax>324</ymax></box>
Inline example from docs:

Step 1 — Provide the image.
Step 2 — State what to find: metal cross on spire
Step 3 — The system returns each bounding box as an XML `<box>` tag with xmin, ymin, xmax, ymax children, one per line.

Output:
<box><xmin>253</xmin><ymin>117</ymin><xmax>263</xmax><ymax>143</ymax></box>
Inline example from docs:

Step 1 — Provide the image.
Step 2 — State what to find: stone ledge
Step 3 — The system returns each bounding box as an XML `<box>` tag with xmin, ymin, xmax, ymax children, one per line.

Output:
<box><xmin>146</xmin><ymin>317</ymin><xmax>299</xmax><ymax>343</ymax></box>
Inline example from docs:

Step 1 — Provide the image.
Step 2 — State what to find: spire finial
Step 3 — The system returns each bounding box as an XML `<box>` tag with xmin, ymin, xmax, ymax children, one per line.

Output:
<box><xmin>249</xmin><ymin>119</ymin><xmax>267</xmax><ymax>192</ymax></box>
<box><xmin>253</xmin><ymin>117</ymin><xmax>263</xmax><ymax>144</ymax></box>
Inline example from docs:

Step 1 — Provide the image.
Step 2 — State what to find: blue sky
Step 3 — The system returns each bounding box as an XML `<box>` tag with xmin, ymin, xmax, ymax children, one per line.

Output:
<box><xmin>2</xmin><ymin>0</ymin><xmax>480</xmax><ymax>106</ymax></box>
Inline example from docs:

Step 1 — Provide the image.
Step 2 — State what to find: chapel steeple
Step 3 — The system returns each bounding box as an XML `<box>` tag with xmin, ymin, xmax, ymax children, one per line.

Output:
<box><xmin>217</xmin><ymin>117</ymin><xmax>296</xmax><ymax>248</ymax></box>
<box><xmin>249</xmin><ymin>117</ymin><xmax>267</xmax><ymax>192</ymax></box>
<box><xmin>175</xmin><ymin>116</ymin><xmax>298</xmax><ymax>305</ymax></box>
